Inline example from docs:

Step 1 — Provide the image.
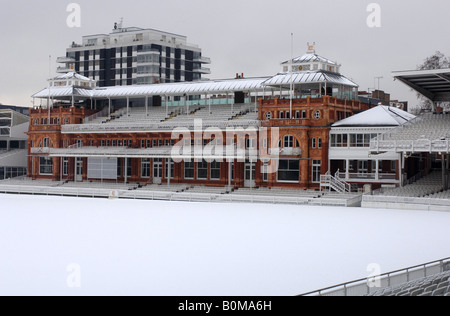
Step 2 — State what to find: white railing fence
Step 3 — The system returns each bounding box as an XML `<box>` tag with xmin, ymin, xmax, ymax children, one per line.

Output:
<box><xmin>0</xmin><ymin>183</ymin><xmax>361</xmax><ymax>207</ymax></box>
<box><xmin>300</xmin><ymin>258</ymin><xmax>450</xmax><ymax>296</ymax></box>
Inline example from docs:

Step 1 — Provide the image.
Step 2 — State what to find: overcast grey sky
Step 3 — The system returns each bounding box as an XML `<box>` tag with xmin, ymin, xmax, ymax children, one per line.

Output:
<box><xmin>1</xmin><ymin>0</ymin><xmax>449</xmax><ymax>108</ymax></box>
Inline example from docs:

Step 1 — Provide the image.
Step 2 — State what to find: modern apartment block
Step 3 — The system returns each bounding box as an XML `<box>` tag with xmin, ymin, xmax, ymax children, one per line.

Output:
<box><xmin>57</xmin><ymin>23</ymin><xmax>211</xmax><ymax>87</ymax></box>
<box><xmin>0</xmin><ymin>109</ymin><xmax>28</xmax><ymax>180</ymax></box>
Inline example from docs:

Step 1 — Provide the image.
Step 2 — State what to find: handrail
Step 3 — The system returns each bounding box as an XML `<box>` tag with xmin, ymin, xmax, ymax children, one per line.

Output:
<box><xmin>299</xmin><ymin>257</ymin><xmax>450</xmax><ymax>296</ymax></box>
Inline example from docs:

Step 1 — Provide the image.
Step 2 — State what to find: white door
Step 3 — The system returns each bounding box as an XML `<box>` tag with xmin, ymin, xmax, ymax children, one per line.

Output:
<box><xmin>76</xmin><ymin>158</ymin><xmax>83</xmax><ymax>182</ymax></box>
<box><xmin>153</xmin><ymin>158</ymin><xmax>163</xmax><ymax>184</ymax></box>
<box><xmin>244</xmin><ymin>161</ymin><xmax>256</xmax><ymax>188</ymax></box>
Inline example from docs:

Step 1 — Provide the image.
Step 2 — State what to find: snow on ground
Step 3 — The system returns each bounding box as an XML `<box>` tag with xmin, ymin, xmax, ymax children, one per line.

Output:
<box><xmin>0</xmin><ymin>193</ymin><xmax>449</xmax><ymax>296</ymax></box>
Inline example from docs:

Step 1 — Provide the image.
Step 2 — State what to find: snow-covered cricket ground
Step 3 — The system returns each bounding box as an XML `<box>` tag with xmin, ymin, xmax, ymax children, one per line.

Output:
<box><xmin>0</xmin><ymin>193</ymin><xmax>449</xmax><ymax>296</ymax></box>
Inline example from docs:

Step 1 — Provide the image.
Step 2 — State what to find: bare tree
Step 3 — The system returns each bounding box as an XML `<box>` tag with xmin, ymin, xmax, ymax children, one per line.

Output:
<box><xmin>415</xmin><ymin>51</ymin><xmax>450</xmax><ymax>113</ymax></box>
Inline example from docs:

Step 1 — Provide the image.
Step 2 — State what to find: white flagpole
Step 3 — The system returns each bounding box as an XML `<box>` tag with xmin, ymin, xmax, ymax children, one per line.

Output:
<box><xmin>290</xmin><ymin>33</ymin><xmax>294</xmax><ymax>119</ymax></box>
<box><xmin>48</xmin><ymin>55</ymin><xmax>52</xmax><ymax>122</ymax></box>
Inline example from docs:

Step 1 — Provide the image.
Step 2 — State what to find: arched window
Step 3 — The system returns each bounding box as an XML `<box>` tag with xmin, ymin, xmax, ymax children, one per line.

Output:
<box><xmin>43</xmin><ymin>137</ymin><xmax>50</xmax><ymax>148</ymax></box>
<box><xmin>279</xmin><ymin>112</ymin><xmax>284</xmax><ymax>119</ymax></box>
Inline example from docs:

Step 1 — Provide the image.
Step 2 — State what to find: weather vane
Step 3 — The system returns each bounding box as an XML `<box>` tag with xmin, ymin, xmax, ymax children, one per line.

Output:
<box><xmin>307</xmin><ymin>42</ymin><xmax>316</xmax><ymax>53</ymax></box>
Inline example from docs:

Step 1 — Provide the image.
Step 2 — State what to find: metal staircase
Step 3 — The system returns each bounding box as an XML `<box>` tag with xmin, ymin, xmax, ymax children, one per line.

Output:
<box><xmin>320</xmin><ymin>171</ymin><xmax>351</xmax><ymax>193</ymax></box>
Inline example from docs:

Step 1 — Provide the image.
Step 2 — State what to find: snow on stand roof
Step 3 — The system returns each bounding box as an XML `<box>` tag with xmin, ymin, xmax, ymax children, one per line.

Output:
<box><xmin>33</xmin><ymin>76</ymin><xmax>270</xmax><ymax>99</ymax></box>
<box><xmin>332</xmin><ymin>105</ymin><xmax>416</xmax><ymax>127</ymax></box>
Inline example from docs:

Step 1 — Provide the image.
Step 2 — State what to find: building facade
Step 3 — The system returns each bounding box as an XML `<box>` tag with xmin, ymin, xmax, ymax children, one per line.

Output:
<box><xmin>329</xmin><ymin>106</ymin><xmax>416</xmax><ymax>190</ymax></box>
<box><xmin>57</xmin><ymin>24</ymin><xmax>211</xmax><ymax>87</ymax></box>
<box><xmin>29</xmin><ymin>47</ymin><xmax>380</xmax><ymax>190</ymax></box>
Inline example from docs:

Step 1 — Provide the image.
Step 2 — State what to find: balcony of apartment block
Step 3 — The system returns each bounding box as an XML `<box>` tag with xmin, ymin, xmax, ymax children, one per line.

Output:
<box><xmin>57</xmin><ymin>56</ymin><xmax>76</xmax><ymax>64</ymax></box>
<box><xmin>56</xmin><ymin>65</ymin><xmax>75</xmax><ymax>73</ymax></box>
<box><xmin>194</xmin><ymin>56</ymin><xmax>211</xmax><ymax>64</ymax></box>
<box><xmin>194</xmin><ymin>67</ymin><xmax>211</xmax><ymax>75</ymax></box>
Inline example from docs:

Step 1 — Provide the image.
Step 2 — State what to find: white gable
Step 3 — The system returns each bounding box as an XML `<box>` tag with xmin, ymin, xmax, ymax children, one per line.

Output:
<box><xmin>333</xmin><ymin>106</ymin><xmax>416</xmax><ymax>127</ymax></box>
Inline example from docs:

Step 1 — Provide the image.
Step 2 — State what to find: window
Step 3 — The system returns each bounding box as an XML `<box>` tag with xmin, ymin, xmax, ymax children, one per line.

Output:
<box><xmin>126</xmin><ymin>158</ymin><xmax>132</xmax><ymax>178</ymax></box>
<box><xmin>331</xmin><ymin>134</ymin><xmax>348</xmax><ymax>147</ymax></box>
<box><xmin>312</xmin><ymin>138</ymin><xmax>316</xmax><ymax>149</ymax></box>
<box><xmin>246</xmin><ymin>138</ymin><xmax>255</xmax><ymax>149</ymax></box>
<box><xmin>184</xmin><ymin>161</ymin><xmax>195</xmax><ymax>179</ymax></box>
<box><xmin>262</xmin><ymin>138</ymin><xmax>267</xmax><ymax>149</ymax></box>
<box><xmin>164</xmin><ymin>159</ymin><xmax>174</xmax><ymax>179</ymax></box>
<box><xmin>265</xmin><ymin>112</ymin><xmax>272</xmax><ymax>120</ymax></box>
<box><xmin>312</xmin><ymin>160</ymin><xmax>321</xmax><ymax>183</ymax></box>
<box><xmin>117</xmin><ymin>158</ymin><xmax>122</xmax><ymax>177</ymax></box>
<box><xmin>295</xmin><ymin>111</ymin><xmax>300</xmax><ymax>119</ymax></box>
<box><xmin>63</xmin><ymin>158</ymin><xmax>69</xmax><ymax>176</ymax></box>
<box><xmin>314</xmin><ymin>111</ymin><xmax>321</xmax><ymax>119</ymax></box>
<box><xmin>197</xmin><ymin>160</ymin><xmax>208</xmax><ymax>180</ymax></box>
<box><xmin>39</xmin><ymin>157</ymin><xmax>53</xmax><ymax>175</ymax></box>
<box><xmin>210</xmin><ymin>161</ymin><xmax>221</xmax><ymax>180</ymax></box>
<box><xmin>301</xmin><ymin>110</ymin><xmax>307</xmax><ymax>119</ymax></box>
<box><xmin>350</xmin><ymin>134</ymin><xmax>376</xmax><ymax>147</ymax></box>
<box><xmin>141</xmin><ymin>158</ymin><xmax>151</xmax><ymax>178</ymax></box>
<box><xmin>284</xmin><ymin>135</ymin><xmax>294</xmax><ymax>148</ymax></box>
<box><xmin>278</xmin><ymin>159</ymin><xmax>299</xmax><ymax>182</ymax></box>
<box><xmin>357</xmin><ymin>161</ymin><xmax>368</xmax><ymax>174</ymax></box>
<box><xmin>318</xmin><ymin>138</ymin><xmax>322</xmax><ymax>149</ymax></box>
<box><xmin>262</xmin><ymin>160</ymin><xmax>269</xmax><ymax>182</ymax></box>
<box><xmin>391</xmin><ymin>160</ymin><xmax>397</xmax><ymax>172</ymax></box>
<box><xmin>43</xmin><ymin>137</ymin><xmax>50</xmax><ymax>148</ymax></box>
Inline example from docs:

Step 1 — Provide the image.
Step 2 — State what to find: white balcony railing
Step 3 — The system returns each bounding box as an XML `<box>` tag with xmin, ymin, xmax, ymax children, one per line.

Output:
<box><xmin>371</xmin><ymin>139</ymin><xmax>450</xmax><ymax>154</ymax></box>
<box><xmin>31</xmin><ymin>147</ymin><xmax>50</xmax><ymax>154</ymax></box>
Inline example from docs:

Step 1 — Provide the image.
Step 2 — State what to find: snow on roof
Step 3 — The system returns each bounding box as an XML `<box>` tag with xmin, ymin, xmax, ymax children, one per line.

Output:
<box><xmin>99</xmin><ymin>77</ymin><xmax>269</xmax><ymax>97</ymax></box>
<box><xmin>282</xmin><ymin>53</ymin><xmax>338</xmax><ymax>65</ymax></box>
<box><xmin>32</xmin><ymin>86</ymin><xmax>94</xmax><ymax>99</ymax></box>
<box><xmin>52</xmin><ymin>72</ymin><xmax>94</xmax><ymax>82</ymax></box>
<box><xmin>33</xmin><ymin>77</ymin><xmax>270</xmax><ymax>99</ymax></box>
<box><xmin>332</xmin><ymin>106</ymin><xmax>416</xmax><ymax>127</ymax></box>
<box><xmin>263</xmin><ymin>70</ymin><xmax>358</xmax><ymax>87</ymax></box>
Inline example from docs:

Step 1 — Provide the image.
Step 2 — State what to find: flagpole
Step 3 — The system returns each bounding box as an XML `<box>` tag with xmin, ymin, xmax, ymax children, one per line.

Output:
<box><xmin>290</xmin><ymin>33</ymin><xmax>294</xmax><ymax>119</ymax></box>
<box><xmin>48</xmin><ymin>55</ymin><xmax>51</xmax><ymax>122</ymax></box>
